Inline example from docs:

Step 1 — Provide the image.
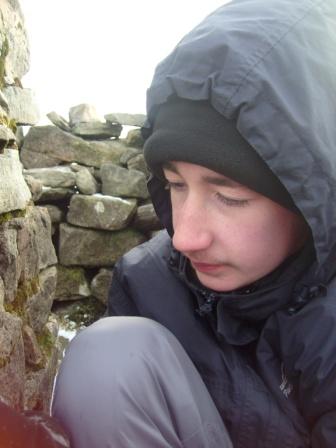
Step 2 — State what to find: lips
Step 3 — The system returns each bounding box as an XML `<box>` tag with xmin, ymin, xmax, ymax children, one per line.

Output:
<box><xmin>190</xmin><ymin>261</ymin><xmax>222</xmax><ymax>273</ymax></box>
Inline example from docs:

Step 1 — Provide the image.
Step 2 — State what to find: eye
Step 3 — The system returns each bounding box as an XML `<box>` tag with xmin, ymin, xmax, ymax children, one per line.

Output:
<box><xmin>165</xmin><ymin>181</ymin><xmax>186</xmax><ymax>191</ymax></box>
<box><xmin>215</xmin><ymin>193</ymin><xmax>249</xmax><ymax>207</ymax></box>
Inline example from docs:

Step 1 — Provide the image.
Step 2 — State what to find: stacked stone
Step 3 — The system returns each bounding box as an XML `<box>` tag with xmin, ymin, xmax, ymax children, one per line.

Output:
<box><xmin>0</xmin><ymin>0</ymin><xmax>58</xmax><ymax>413</ymax></box>
<box><xmin>21</xmin><ymin>104</ymin><xmax>162</xmax><ymax>317</ymax></box>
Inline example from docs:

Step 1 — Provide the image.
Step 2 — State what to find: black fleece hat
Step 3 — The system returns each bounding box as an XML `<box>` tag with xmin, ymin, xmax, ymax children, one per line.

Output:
<box><xmin>144</xmin><ymin>96</ymin><xmax>298</xmax><ymax>213</ymax></box>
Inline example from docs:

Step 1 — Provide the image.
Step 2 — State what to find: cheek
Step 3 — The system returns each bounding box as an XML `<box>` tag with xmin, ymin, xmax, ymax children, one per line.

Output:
<box><xmin>244</xmin><ymin>209</ymin><xmax>303</xmax><ymax>263</ymax></box>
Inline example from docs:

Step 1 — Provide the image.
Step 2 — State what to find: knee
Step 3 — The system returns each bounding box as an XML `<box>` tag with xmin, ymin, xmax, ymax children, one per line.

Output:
<box><xmin>68</xmin><ymin>316</ymin><xmax>169</xmax><ymax>357</ymax></box>
<box><xmin>55</xmin><ymin>316</ymin><xmax>171</xmax><ymax>388</ymax></box>
<box><xmin>52</xmin><ymin>317</ymin><xmax>173</xmax><ymax>419</ymax></box>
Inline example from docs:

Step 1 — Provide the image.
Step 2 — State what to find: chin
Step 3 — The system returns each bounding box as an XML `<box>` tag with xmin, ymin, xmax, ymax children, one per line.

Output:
<box><xmin>196</xmin><ymin>272</ymin><xmax>244</xmax><ymax>293</ymax></box>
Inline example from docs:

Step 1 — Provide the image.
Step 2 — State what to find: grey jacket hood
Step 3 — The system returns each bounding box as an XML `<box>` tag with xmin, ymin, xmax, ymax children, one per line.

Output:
<box><xmin>144</xmin><ymin>0</ymin><xmax>336</xmax><ymax>285</ymax></box>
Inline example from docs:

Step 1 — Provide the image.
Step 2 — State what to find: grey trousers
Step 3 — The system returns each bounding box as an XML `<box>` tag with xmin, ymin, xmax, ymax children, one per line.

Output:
<box><xmin>52</xmin><ymin>317</ymin><xmax>233</xmax><ymax>448</ymax></box>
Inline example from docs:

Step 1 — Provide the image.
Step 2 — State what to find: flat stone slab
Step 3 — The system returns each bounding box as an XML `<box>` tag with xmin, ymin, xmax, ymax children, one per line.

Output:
<box><xmin>46</xmin><ymin>111</ymin><xmax>72</xmax><ymax>132</ymax></box>
<box><xmin>67</xmin><ymin>194</ymin><xmax>137</xmax><ymax>230</ymax></box>
<box><xmin>101</xmin><ymin>163</ymin><xmax>149</xmax><ymax>199</ymax></box>
<box><xmin>24</xmin><ymin>166</ymin><xmax>76</xmax><ymax>188</ymax></box>
<box><xmin>105</xmin><ymin>113</ymin><xmax>146</xmax><ymax>127</ymax></box>
<box><xmin>71</xmin><ymin>122</ymin><xmax>122</xmax><ymax>139</ymax></box>
<box><xmin>0</xmin><ymin>148</ymin><xmax>31</xmax><ymax>214</ymax></box>
<box><xmin>20</xmin><ymin>126</ymin><xmax>139</xmax><ymax>169</ymax></box>
<box><xmin>59</xmin><ymin>223</ymin><xmax>146</xmax><ymax>267</ymax></box>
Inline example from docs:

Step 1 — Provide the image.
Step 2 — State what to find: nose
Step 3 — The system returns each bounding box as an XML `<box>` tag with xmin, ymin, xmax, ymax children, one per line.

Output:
<box><xmin>172</xmin><ymin>198</ymin><xmax>213</xmax><ymax>253</ymax></box>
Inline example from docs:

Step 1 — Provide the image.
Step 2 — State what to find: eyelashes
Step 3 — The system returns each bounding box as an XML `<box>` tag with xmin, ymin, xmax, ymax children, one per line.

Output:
<box><xmin>215</xmin><ymin>193</ymin><xmax>249</xmax><ymax>208</ymax></box>
<box><xmin>165</xmin><ymin>182</ymin><xmax>250</xmax><ymax>208</ymax></box>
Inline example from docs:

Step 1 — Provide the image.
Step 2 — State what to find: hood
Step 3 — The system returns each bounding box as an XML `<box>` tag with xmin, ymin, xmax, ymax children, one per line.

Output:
<box><xmin>144</xmin><ymin>0</ymin><xmax>336</xmax><ymax>285</ymax></box>
<box><xmin>147</xmin><ymin>0</ymin><xmax>336</xmax><ymax>282</ymax></box>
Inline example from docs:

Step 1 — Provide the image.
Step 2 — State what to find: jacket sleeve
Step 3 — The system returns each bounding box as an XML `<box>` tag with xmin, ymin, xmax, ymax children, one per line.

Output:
<box><xmin>278</xmin><ymin>298</ymin><xmax>336</xmax><ymax>448</ymax></box>
<box><xmin>107</xmin><ymin>261</ymin><xmax>140</xmax><ymax>317</ymax></box>
<box><xmin>311</xmin><ymin>411</ymin><xmax>336</xmax><ymax>448</ymax></box>
<box><xmin>0</xmin><ymin>400</ymin><xmax>70</xmax><ymax>448</ymax></box>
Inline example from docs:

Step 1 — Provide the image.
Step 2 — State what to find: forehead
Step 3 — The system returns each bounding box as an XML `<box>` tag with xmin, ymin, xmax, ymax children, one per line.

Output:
<box><xmin>162</xmin><ymin>161</ymin><xmax>249</xmax><ymax>190</ymax></box>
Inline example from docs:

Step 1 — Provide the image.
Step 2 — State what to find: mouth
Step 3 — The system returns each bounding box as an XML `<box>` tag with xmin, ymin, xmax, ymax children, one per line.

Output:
<box><xmin>190</xmin><ymin>261</ymin><xmax>222</xmax><ymax>273</ymax></box>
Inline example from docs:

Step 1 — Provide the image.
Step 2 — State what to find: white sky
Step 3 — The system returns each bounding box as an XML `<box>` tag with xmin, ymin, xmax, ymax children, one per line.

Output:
<box><xmin>19</xmin><ymin>0</ymin><xmax>228</xmax><ymax>123</ymax></box>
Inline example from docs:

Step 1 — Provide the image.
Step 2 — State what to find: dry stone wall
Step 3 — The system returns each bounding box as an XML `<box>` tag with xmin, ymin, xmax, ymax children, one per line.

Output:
<box><xmin>0</xmin><ymin>0</ymin><xmax>162</xmax><ymax>414</ymax></box>
<box><xmin>21</xmin><ymin>104</ymin><xmax>162</xmax><ymax>318</ymax></box>
<box><xmin>0</xmin><ymin>0</ymin><xmax>59</xmax><ymax>412</ymax></box>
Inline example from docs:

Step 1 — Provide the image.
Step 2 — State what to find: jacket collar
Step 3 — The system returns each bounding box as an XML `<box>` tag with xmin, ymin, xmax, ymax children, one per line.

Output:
<box><xmin>169</xmin><ymin>242</ymin><xmax>320</xmax><ymax>345</ymax></box>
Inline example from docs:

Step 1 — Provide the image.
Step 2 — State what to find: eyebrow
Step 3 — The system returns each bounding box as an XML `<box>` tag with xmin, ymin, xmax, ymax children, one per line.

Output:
<box><xmin>162</xmin><ymin>161</ymin><xmax>240</xmax><ymax>188</ymax></box>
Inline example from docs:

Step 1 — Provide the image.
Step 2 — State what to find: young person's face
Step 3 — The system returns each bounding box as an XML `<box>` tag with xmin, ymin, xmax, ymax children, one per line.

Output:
<box><xmin>163</xmin><ymin>161</ymin><xmax>307</xmax><ymax>292</ymax></box>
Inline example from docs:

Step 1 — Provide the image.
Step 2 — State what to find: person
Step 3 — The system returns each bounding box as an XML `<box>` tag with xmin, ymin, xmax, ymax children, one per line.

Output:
<box><xmin>51</xmin><ymin>0</ymin><xmax>336</xmax><ymax>447</ymax></box>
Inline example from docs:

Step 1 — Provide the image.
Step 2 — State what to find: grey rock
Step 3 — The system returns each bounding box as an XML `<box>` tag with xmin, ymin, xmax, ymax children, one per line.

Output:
<box><xmin>133</xmin><ymin>203</ymin><xmax>162</xmax><ymax>232</ymax></box>
<box><xmin>0</xmin><ymin>311</ymin><xmax>25</xmax><ymax>410</ymax></box>
<box><xmin>101</xmin><ymin>163</ymin><xmax>149</xmax><ymax>199</ymax></box>
<box><xmin>24</xmin><ymin>318</ymin><xmax>60</xmax><ymax>412</ymax></box>
<box><xmin>71</xmin><ymin>121</ymin><xmax>122</xmax><ymax>139</ymax></box>
<box><xmin>0</xmin><ymin>206</ymin><xmax>55</xmax><ymax>303</ymax></box>
<box><xmin>16</xmin><ymin>207</ymin><xmax>57</xmax><ymax>282</ymax></box>
<box><xmin>26</xmin><ymin>266</ymin><xmax>57</xmax><ymax>333</ymax></box>
<box><xmin>0</xmin><ymin>125</ymin><xmax>16</xmax><ymax>151</ymax></box>
<box><xmin>105</xmin><ymin>113</ymin><xmax>146</xmax><ymax>127</ymax></box>
<box><xmin>119</xmin><ymin>147</ymin><xmax>142</xmax><ymax>165</ymax></box>
<box><xmin>24</xmin><ymin>166</ymin><xmax>76</xmax><ymax>188</ymax></box>
<box><xmin>69</xmin><ymin>162</ymin><xmax>94</xmax><ymax>174</ymax></box>
<box><xmin>0</xmin><ymin>148</ymin><xmax>31</xmax><ymax>214</ymax></box>
<box><xmin>127</xmin><ymin>153</ymin><xmax>149</xmax><ymax>176</ymax></box>
<box><xmin>59</xmin><ymin>223</ymin><xmax>146</xmax><ymax>267</ymax></box>
<box><xmin>55</xmin><ymin>265</ymin><xmax>91</xmax><ymax>301</ymax></box>
<box><xmin>46</xmin><ymin>111</ymin><xmax>71</xmax><ymax>132</ymax></box>
<box><xmin>67</xmin><ymin>194</ymin><xmax>137</xmax><ymax>231</ymax></box>
<box><xmin>0</xmin><ymin>91</ymin><xmax>9</xmax><ymax>113</ymax></box>
<box><xmin>32</xmin><ymin>207</ymin><xmax>58</xmax><ymax>271</ymax></box>
<box><xmin>0</xmin><ymin>0</ymin><xmax>30</xmax><ymax>81</ymax></box>
<box><xmin>126</xmin><ymin>128</ymin><xmax>144</xmax><ymax>148</ymax></box>
<box><xmin>75</xmin><ymin>167</ymin><xmax>99</xmax><ymax>195</ymax></box>
<box><xmin>91</xmin><ymin>269</ymin><xmax>113</xmax><ymax>305</ymax></box>
<box><xmin>41</xmin><ymin>204</ymin><xmax>65</xmax><ymax>224</ymax></box>
<box><xmin>23</xmin><ymin>175</ymin><xmax>43</xmax><ymax>202</ymax></box>
<box><xmin>0</xmin><ymin>225</ymin><xmax>19</xmax><ymax>303</ymax></box>
<box><xmin>3</xmin><ymin>87</ymin><xmax>40</xmax><ymax>125</ymax></box>
<box><xmin>22</xmin><ymin>324</ymin><xmax>43</xmax><ymax>368</ymax></box>
<box><xmin>37</xmin><ymin>186</ymin><xmax>75</xmax><ymax>203</ymax></box>
<box><xmin>0</xmin><ymin>277</ymin><xmax>4</xmax><ymax>310</ymax></box>
<box><xmin>20</xmin><ymin>126</ymin><xmax>139</xmax><ymax>169</ymax></box>
<box><xmin>69</xmin><ymin>103</ymin><xmax>102</xmax><ymax>126</ymax></box>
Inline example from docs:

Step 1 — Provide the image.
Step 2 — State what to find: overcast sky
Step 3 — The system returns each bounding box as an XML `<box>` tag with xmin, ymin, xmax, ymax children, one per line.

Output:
<box><xmin>19</xmin><ymin>1</ymin><xmax>228</xmax><ymax>123</ymax></box>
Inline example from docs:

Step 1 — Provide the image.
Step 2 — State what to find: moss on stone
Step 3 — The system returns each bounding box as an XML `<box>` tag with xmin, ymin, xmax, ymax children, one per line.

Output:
<box><xmin>0</xmin><ymin>115</ymin><xmax>17</xmax><ymax>134</ymax></box>
<box><xmin>36</xmin><ymin>327</ymin><xmax>54</xmax><ymax>359</ymax></box>
<box><xmin>67</xmin><ymin>299</ymin><xmax>105</xmax><ymax>326</ymax></box>
<box><xmin>0</xmin><ymin>355</ymin><xmax>10</xmax><ymax>369</ymax></box>
<box><xmin>59</xmin><ymin>266</ymin><xmax>84</xmax><ymax>283</ymax></box>
<box><xmin>5</xmin><ymin>276</ymin><xmax>40</xmax><ymax>318</ymax></box>
<box><xmin>0</xmin><ymin>34</ymin><xmax>9</xmax><ymax>90</ymax></box>
<box><xmin>0</xmin><ymin>208</ymin><xmax>26</xmax><ymax>226</ymax></box>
